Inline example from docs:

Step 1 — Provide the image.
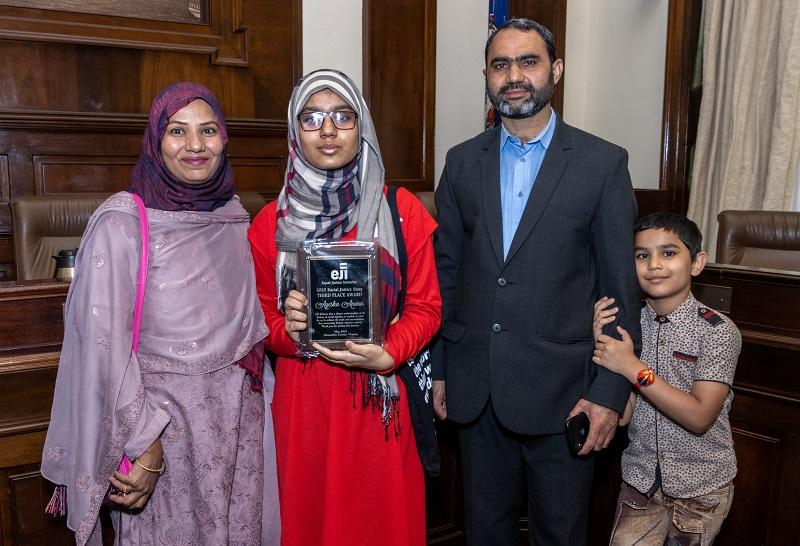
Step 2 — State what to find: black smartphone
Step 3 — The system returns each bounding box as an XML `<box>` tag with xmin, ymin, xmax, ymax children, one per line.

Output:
<box><xmin>565</xmin><ymin>412</ymin><xmax>590</xmax><ymax>456</ymax></box>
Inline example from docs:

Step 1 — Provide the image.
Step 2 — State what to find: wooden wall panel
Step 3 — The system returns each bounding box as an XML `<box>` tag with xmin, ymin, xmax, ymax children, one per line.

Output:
<box><xmin>0</xmin><ymin>282</ymin><xmax>67</xmax><ymax>356</ymax></box>
<box><xmin>8</xmin><ymin>469</ymin><xmax>50</xmax><ymax>545</ymax></box>
<box><xmin>508</xmin><ymin>0</ymin><xmax>567</xmax><ymax>115</ymax></box>
<box><xmin>716</xmin><ymin>426</ymin><xmax>778</xmax><ymax>545</ymax></box>
<box><xmin>0</xmin><ymin>156</ymin><xmax>7</xmax><ymax>210</ymax></box>
<box><xmin>363</xmin><ymin>0</ymin><xmax>436</xmax><ymax>192</ymax></box>
<box><xmin>0</xmin><ymin>0</ymin><xmax>301</xmax><ymax>277</ymax></box>
<box><xmin>0</xmin><ymin>238</ymin><xmax>13</xmax><ymax>281</ymax></box>
<box><xmin>0</xmin><ymin>360</ymin><xmax>57</xmax><ymax>431</ymax></box>
<box><xmin>660</xmin><ymin>0</ymin><xmax>702</xmax><ymax>214</ymax></box>
<box><xmin>424</xmin><ymin>424</ymin><xmax>464</xmax><ymax>545</ymax></box>
<box><xmin>33</xmin><ymin>156</ymin><xmax>137</xmax><ymax>195</ymax></box>
<box><xmin>0</xmin><ymin>442</ymin><xmax>71</xmax><ymax>546</ymax></box>
<box><xmin>230</xmin><ymin>158</ymin><xmax>286</xmax><ymax>199</ymax></box>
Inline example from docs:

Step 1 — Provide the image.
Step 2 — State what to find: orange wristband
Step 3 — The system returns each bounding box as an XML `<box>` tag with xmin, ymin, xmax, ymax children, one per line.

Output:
<box><xmin>635</xmin><ymin>368</ymin><xmax>655</xmax><ymax>389</ymax></box>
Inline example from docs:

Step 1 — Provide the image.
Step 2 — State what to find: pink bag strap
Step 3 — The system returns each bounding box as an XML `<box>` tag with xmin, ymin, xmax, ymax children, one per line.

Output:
<box><xmin>130</xmin><ymin>193</ymin><xmax>149</xmax><ymax>354</ymax></box>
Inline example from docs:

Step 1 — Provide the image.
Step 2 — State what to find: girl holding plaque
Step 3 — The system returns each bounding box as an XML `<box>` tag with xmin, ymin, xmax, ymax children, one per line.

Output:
<box><xmin>249</xmin><ymin>70</ymin><xmax>441</xmax><ymax>546</ymax></box>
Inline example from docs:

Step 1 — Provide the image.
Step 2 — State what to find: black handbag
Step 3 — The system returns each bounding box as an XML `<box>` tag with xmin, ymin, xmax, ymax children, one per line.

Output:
<box><xmin>387</xmin><ymin>185</ymin><xmax>440</xmax><ymax>476</ymax></box>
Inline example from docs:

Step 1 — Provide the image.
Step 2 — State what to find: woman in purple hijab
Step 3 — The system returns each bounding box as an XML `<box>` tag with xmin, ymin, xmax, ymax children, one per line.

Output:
<box><xmin>41</xmin><ymin>83</ymin><xmax>279</xmax><ymax>545</ymax></box>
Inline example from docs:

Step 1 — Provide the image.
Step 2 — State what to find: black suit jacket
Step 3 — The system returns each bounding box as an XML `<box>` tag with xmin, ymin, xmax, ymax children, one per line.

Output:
<box><xmin>433</xmin><ymin>119</ymin><xmax>642</xmax><ymax>435</ymax></box>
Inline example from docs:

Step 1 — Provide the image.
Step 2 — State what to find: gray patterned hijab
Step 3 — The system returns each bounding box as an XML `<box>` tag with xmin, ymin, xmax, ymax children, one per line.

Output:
<box><xmin>274</xmin><ymin>69</ymin><xmax>399</xmax><ymax>312</ymax></box>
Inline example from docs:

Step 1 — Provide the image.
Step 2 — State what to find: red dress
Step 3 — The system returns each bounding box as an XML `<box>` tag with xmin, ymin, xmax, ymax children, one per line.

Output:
<box><xmin>248</xmin><ymin>187</ymin><xmax>441</xmax><ymax>546</ymax></box>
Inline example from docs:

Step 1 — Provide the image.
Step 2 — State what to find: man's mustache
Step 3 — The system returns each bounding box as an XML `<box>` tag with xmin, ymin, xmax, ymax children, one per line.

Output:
<box><xmin>499</xmin><ymin>82</ymin><xmax>535</xmax><ymax>95</ymax></box>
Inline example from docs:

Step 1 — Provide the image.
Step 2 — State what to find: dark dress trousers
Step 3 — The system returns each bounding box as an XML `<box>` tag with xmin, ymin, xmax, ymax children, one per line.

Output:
<box><xmin>434</xmin><ymin>119</ymin><xmax>642</xmax><ymax>545</ymax></box>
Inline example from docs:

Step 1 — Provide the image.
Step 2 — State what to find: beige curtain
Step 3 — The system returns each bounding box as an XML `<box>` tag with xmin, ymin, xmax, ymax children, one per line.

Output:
<box><xmin>688</xmin><ymin>0</ymin><xmax>800</xmax><ymax>260</ymax></box>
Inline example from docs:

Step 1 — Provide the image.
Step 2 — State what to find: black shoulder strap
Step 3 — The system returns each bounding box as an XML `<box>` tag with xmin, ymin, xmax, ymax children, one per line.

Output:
<box><xmin>386</xmin><ymin>185</ymin><xmax>408</xmax><ymax>315</ymax></box>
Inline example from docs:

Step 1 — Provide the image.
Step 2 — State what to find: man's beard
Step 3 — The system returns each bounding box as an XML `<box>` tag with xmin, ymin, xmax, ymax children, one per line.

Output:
<box><xmin>487</xmin><ymin>75</ymin><xmax>555</xmax><ymax>119</ymax></box>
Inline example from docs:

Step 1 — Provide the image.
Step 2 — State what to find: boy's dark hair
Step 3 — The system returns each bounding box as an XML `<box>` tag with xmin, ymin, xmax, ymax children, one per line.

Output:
<box><xmin>485</xmin><ymin>18</ymin><xmax>557</xmax><ymax>64</ymax></box>
<box><xmin>635</xmin><ymin>212</ymin><xmax>703</xmax><ymax>261</ymax></box>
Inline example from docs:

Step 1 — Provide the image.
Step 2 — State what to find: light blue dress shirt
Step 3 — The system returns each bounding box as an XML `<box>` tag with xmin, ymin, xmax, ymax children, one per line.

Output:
<box><xmin>499</xmin><ymin>108</ymin><xmax>556</xmax><ymax>258</ymax></box>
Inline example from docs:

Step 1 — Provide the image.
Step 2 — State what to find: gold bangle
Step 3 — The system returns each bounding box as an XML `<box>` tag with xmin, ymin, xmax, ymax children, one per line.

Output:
<box><xmin>135</xmin><ymin>458</ymin><xmax>166</xmax><ymax>475</ymax></box>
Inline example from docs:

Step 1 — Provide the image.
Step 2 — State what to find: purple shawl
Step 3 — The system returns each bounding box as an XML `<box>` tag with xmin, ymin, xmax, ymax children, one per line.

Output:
<box><xmin>129</xmin><ymin>82</ymin><xmax>234</xmax><ymax>211</ymax></box>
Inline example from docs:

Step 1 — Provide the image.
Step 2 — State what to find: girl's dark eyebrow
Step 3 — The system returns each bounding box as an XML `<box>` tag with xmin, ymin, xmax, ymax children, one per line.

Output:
<box><xmin>300</xmin><ymin>104</ymin><xmax>354</xmax><ymax>113</ymax></box>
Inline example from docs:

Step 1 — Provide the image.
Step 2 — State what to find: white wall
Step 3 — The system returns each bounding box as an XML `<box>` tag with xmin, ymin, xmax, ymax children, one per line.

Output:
<box><xmin>564</xmin><ymin>0</ymin><xmax>669</xmax><ymax>189</ymax></box>
<box><xmin>434</xmin><ymin>1</ymin><xmax>487</xmax><ymax>185</ymax></box>
<box><xmin>302</xmin><ymin>0</ymin><xmax>363</xmax><ymax>90</ymax></box>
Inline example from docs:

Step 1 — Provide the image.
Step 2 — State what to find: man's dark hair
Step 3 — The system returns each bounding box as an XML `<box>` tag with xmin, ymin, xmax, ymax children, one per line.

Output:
<box><xmin>635</xmin><ymin>212</ymin><xmax>703</xmax><ymax>261</ymax></box>
<box><xmin>485</xmin><ymin>18</ymin><xmax>557</xmax><ymax>64</ymax></box>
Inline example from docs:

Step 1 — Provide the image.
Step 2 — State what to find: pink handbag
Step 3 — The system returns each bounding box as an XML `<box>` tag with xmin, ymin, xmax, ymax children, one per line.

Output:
<box><xmin>104</xmin><ymin>192</ymin><xmax>150</xmax><ymax>501</ymax></box>
<box><xmin>46</xmin><ymin>193</ymin><xmax>149</xmax><ymax>516</ymax></box>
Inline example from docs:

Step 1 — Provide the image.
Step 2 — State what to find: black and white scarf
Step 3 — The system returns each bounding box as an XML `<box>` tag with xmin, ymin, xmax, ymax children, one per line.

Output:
<box><xmin>275</xmin><ymin>69</ymin><xmax>402</xmax><ymax>430</ymax></box>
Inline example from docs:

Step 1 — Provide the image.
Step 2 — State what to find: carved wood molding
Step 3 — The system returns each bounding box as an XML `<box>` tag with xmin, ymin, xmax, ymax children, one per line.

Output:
<box><xmin>0</xmin><ymin>109</ymin><xmax>287</xmax><ymax>136</ymax></box>
<box><xmin>0</xmin><ymin>350</ymin><xmax>58</xmax><ymax>375</ymax></box>
<box><xmin>0</xmin><ymin>0</ymin><xmax>249</xmax><ymax>66</ymax></box>
<box><xmin>740</xmin><ymin>329</ymin><xmax>800</xmax><ymax>351</ymax></box>
<box><xmin>0</xmin><ymin>416</ymin><xmax>50</xmax><ymax>439</ymax></box>
<box><xmin>733</xmin><ymin>384</ymin><xmax>800</xmax><ymax>406</ymax></box>
<box><xmin>0</xmin><ymin>279</ymin><xmax>68</xmax><ymax>301</ymax></box>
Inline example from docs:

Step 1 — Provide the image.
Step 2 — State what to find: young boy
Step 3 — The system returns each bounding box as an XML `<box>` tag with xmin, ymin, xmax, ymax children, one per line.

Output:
<box><xmin>593</xmin><ymin>212</ymin><xmax>741</xmax><ymax>546</ymax></box>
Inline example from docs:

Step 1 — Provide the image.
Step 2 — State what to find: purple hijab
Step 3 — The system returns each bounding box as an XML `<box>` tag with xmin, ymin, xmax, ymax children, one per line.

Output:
<box><xmin>129</xmin><ymin>82</ymin><xmax>234</xmax><ymax>211</ymax></box>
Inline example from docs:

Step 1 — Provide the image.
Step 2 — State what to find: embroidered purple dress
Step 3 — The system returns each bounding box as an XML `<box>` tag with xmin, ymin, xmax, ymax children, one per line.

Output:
<box><xmin>42</xmin><ymin>191</ymin><xmax>278</xmax><ymax>545</ymax></box>
<box><xmin>43</xmin><ymin>82</ymin><xmax>278</xmax><ymax>545</ymax></box>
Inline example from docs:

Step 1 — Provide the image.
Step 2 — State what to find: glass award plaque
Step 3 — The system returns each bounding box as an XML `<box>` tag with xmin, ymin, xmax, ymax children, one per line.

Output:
<box><xmin>295</xmin><ymin>240</ymin><xmax>384</xmax><ymax>354</ymax></box>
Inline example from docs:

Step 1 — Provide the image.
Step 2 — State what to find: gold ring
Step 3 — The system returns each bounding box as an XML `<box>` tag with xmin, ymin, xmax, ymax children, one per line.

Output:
<box><xmin>123</xmin><ymin>484</ymin><xmax>128</xmax><ymax>494</ymax></box>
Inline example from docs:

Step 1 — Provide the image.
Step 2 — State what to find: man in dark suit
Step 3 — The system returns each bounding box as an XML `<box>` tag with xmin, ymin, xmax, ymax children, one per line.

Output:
<box><xmin>432</xmin><ymin>18</ymin><xmax>642</xmax><ymax>545</ymax></box>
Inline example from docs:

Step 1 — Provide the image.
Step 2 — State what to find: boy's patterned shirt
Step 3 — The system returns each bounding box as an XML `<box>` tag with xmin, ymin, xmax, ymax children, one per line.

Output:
<box><xmin>622</xmin><ymin>292</ymin><xmax>741</xmax><ymax>498</ymax></box>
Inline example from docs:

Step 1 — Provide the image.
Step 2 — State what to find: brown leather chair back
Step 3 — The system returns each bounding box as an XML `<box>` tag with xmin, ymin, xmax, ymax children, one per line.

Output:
<box><xmin>11</xmin><ymin>194</ymin><xmax>109</xmax><ymax>281</ymax></box>
<box><xmin>716</xmin><ymin>210</ymin><xmax>800</xmax><ymax>270</ymax></box>
<box><xmin>11</xmin><ymin>192</ymin><xmax>268</xmax><ymax>281</ymax></box>
<box><xmin>415</xmin><ymin>191</ymin><xmax>436</xmax><ymax>219</ymax></box>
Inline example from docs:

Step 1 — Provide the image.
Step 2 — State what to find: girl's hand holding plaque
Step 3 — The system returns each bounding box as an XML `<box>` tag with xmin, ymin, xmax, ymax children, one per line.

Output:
<box><xmin>283</xmin><ymin>286</ymin><xmax>393</xmax><ymax>371</ymax></box>
<box><xmin>312</xmin><ymin>341</ymin><xmax>395</xmax><ymax>372</ymax></box>
<box><xmin>283</xmin><ymin>289</ymin><xmax>308</xmax><ymax>343</ymax></box>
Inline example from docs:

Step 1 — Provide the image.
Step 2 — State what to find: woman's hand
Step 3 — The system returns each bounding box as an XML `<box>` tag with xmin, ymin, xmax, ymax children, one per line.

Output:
<box><xmin>593</xmin><ymin>296</ymin><xmax>618</xmax><ymax>342</ymax></box>
<box><xmin>313</xmin><ymin>341</ymin><xmax>395</xmax><ymax>372</ymax></box>
<box><xmin>283</xmin><ymin>290</ymin><xmax>308</xmax><ymax>343</ymax></box>
<box><xmin>108</xmin><ymin>439</ymin><xmax>164</xmax><ymax>510</ymax></box>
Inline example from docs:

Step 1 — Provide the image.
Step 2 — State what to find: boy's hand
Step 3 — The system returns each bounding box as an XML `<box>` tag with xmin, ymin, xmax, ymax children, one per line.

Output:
<box><xmin>593</xmin><ymin>297</ymin><xmax>618</xmax><ymax>341</ymax></box>
<box><xmin>593</xmin><ymin>326</ymin><xmax>640</xmax><ymax>379</ymax></box>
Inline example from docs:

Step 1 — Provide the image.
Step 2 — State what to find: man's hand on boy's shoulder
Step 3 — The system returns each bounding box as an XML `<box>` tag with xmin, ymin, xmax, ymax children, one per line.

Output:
<box><xmin>593</xmin><ymin>326</ymin><xmax>641</xmax><ymax>383</ymax></box>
